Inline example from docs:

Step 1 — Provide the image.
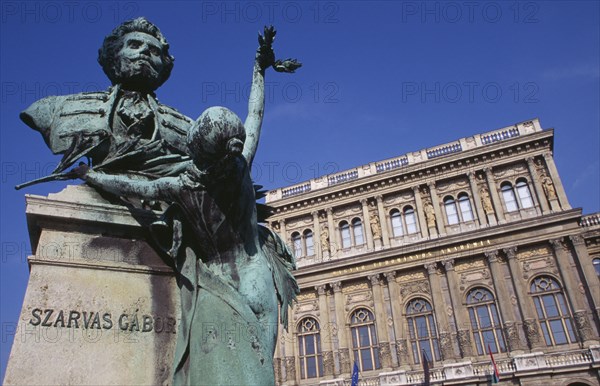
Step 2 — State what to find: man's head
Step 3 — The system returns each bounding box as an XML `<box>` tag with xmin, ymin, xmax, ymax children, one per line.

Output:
<box><xmin>98</xmin><ymin>17</ymin><xmax>174</xmax><ymax>92</ymax></box>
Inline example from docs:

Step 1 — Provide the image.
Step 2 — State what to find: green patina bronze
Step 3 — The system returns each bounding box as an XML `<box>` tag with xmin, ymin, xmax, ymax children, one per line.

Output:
<box><xmin>20</xmin><ymin>18</ymin><xmax>301</xmax><ymax>385</ymax></box>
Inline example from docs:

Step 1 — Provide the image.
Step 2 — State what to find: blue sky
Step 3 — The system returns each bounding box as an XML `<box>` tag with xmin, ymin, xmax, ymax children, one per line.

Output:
<box><xmin>1</xmin><ymin>0</ymin><xmax>599</xmax><ymax>378</ymax></box>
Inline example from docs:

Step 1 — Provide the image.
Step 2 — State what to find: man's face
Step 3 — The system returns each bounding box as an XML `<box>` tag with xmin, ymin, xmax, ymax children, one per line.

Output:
<box><xmin>116</xmin><ymin>32</ymin><xmax>165</xmax><ymax>90</ymax></box>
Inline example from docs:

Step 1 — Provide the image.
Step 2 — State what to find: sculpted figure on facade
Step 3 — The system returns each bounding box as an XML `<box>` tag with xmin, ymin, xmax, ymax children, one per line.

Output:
<box><xmin>321</xmin><ymin>227</ymin><xmax>330</xmax><ymax>253</ymax></box>
<box><xmin>540</xmin><ymin>173</ymin><xmax>557</xmax><ymax>200</ymax></box>
<box><xmin>423</xmin><ymin>200</ymin><xmax>437</xmax><ymax>229</ymax></box>
<box><xmin>368</xmin><ymin>201</ymin><xmax>382</xmax><ymax>240</ymax></box>
<box><xmin>21</xmin><ymin>18</ymin><xmax>302</xmax><ymax>386</ymax></box>
<box><xmin>479</xmin><ymin>186</ymin><xmax>494</xmax><ymax>214</ymax></box>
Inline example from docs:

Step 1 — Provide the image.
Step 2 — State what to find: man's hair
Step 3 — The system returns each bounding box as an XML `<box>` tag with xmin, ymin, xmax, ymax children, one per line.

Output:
<box><xmin>98</xmin><ymin>17</ymin><xmax>174</xmax><ymax>90</ymax></box>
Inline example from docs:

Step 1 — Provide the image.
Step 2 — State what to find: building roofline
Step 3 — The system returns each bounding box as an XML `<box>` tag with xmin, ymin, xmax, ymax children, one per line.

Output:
<box><xmin>266</xmin><ymin>118</ymin><xmax>544</xmax><ymax>203</ymax></box>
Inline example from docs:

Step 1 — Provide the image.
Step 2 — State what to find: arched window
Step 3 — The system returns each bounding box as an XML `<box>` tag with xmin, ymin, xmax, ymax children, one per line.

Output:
<box><xmin>390</xmin><ymin>209</ymin><xmax>404</xmax><ymax>237</ymax></box>
<box><xmin>515</xmin><ymin>179</ymin><xmax>534</xmax><ymax>208</ymax></box>
<box><xmin>292</xmin><ymin>232</ymin><xmax>302</xmax><ymax>257</ymax></box>
<box><xmin>458</xmin><ymin>193</ymin><xmax>474</xmax><ymax>222</ymax></box>
<box><xmin>501</xmin><ymin>183</ymin><xmax>518</xmax><ymax>212</ymax></box>
<box><xmin>340</xmin><ymin>221</ymin><xmax>351</xmax><ymax>248</ymax></box>
<box><xmin>406</xmin><ymin>299</ymin><xmax>441</xmax><ymax>364</ymax></box>
<box><xmin>531</xmin><ymin>276</ymin><xmax>577</xmax><ymax>346</ymax></box>
<box><xmin>298</xmin><ymin>317</ymin><xmax>323</xmax><ymax>379</ymax></box>
<box><xmin>466</xmin><ymin>288</ymin><xmax>506</xmax><ymax>355</ymax></box>
<box><xmin>593</xmin><ymin>258</ymin><xmax>600</xmax><ymax>276</ymax></box>
<box><xmin>352</xmin><ymin>218</ymin><xmax>364</xmax><ymax>245</ymax></box>
<box><xmin>404</xmin><ymin>206</ymin><xmax>418</xmax><ymax>234</ymax></box>
<box><xmin>350</xmin><ymin>308</ymin><xmax>381</xmax><ymax>371</ymax></box>
<box><xmin>444</xmin><ymin>196</ymin><xmax>459</xmax><ymax>225</ymax></box>
<box><xmin>304</xmin><ymin>229</ymin><xmax>314</xmax><ymax>256</ymax></box>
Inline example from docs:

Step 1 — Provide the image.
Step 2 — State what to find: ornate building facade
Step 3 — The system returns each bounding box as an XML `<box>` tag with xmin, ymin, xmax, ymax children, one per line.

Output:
<box><xmin>267</xmin><ymin>119</ymin><xmax>600</xmax><ymax>385</ymax></box>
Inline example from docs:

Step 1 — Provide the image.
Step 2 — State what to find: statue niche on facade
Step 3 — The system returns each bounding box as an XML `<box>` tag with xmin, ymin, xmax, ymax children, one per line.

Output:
<box><xmin>19</xmin><ymin>18</ymin><xmax>301</xmax><ymax>386</ymax></box>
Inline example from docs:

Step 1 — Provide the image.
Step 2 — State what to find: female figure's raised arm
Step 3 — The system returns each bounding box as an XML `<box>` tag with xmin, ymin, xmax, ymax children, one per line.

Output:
<box><xmin>243</xmin><ymin>26</ymin><xmax>301</xmax><ymax>168</ymax></box>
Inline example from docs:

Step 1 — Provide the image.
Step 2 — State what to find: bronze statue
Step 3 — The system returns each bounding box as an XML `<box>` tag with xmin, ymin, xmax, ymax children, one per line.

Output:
<box><xmin>20</xmin><ymin>18</ymin><xmax>301</xmax><ymax>386</ymax></box>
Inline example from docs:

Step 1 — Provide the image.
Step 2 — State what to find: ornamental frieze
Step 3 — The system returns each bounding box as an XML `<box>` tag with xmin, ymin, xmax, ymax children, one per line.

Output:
<box><xmin>397</xmin><ymin>270</ymin><xmax>426</xmax><ymax>282</ymax></box>
<box><xmin>517</xmin><ymin>245</ymin><xmax>551</xmax><ymax>260</ymax></box>
<box><xmin>454</xmin><ymin>257</ymin><xmax>485</xmax><ymax>272</ymax></box>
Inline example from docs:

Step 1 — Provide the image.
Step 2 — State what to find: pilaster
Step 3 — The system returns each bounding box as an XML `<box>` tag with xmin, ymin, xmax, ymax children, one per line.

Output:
<box><xmin>412</xmin><ymin>186</ymin><xmax>429</xmax><ymax>239</ymax></box>
<box><xmin>484</xmin><ymin>167</ymin><xmax>505</xmax><ymax>223</ymax></box>
<box><xmin>542</xmin><ymin>152</ymin><xmax>571</xmax><ymax>209</ymax></box>
<box><xmin>368</xmin><ymin>274</ymin><xmax>392</xmax><ymax>369</ymax></box>
<box><xmin>332</xmin><ymin>281</ymin><xmax>351</xmax><ymax>375</ymax></box>
<box><xmin>361</xmin><ymin>199</ymin><xmax>374</xmax><ymax>251</ymax></box>
<box><xmin>526</xmin><ymin>156</ymin><xmax>549</xmax><ymax>214</ymax></box>
<box><xmin>376</xmin><ymin>195</ymin><xmax>391</xmax><ymax>248</ymax></box>
<box><xmin>467</xmin><ymin>171</ymin><xmax>485</xmax><ymax>226</ymax></box>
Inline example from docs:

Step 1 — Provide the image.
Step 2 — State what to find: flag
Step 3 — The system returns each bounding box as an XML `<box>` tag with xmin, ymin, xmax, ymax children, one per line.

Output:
<box><xmin>422</xmin><ymin>349</ymin><xmax>431</xmax><ymax>386</ymax></box>
<box><xmin>488</xmin><ymin>344</ymin><xmax>500</xmax><ymax>383</ymax></box>
<box><xmin>351</xmin><ymin>361</ymin><xmax>359</xmax><ymax>386</ymax></box>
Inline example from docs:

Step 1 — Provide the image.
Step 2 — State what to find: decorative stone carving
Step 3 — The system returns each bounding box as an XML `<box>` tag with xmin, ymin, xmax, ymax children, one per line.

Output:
<box><xmin>569</xmin><ymin>235</ymin><xmax>585</xmax><ymax>246</ymax></box>
<box><xmin>284</xmin><ymin>356</ymin><xmax>296</xmax><ymax>381</ymax></box>
<box><xmin>322</xmin><ymin>350</ymin><xmax>334</xmax><ymax>376</ymax></box>
<box><xmin>368</xmin><ymin>274</ymin><xmax>382</xmax><ymax>287</ymax></box>
<box><xmin>457</xmin><ymin>329</ymin><xmax>472</xmax><ymax>357</ymax></box>
<box><xmin>574</xmin><ymin>311</ymin><xmax>592</xmax><ymax>342</ymax></box>
<box><xmin>540</xmin><ymin>173</ymin><xmax>557</xmax><ymax>200</ymax></box>
<box><xmin>332</xmin><ymin>281</ymin><xmax>343</xmax><ymax>293</ymax></box>
<box><xmin>424</xmin><ymin>262</ymin><xmax>438</xmax><ymax>275</ymax></box>
<box><xmin>517</xmin><ymin>245</ymin><xmax>551</xmax><ymax>259</ymax></box>
<box><xmin>503</xmin><ymin>321</ymin><xmax>520</xmax><ymax>351</ymax></box>
<box><xmin>398</xmin><ymin>271</ymin><xmax>426</xmax><ymax>282</ymax></box>
<box><xmin>369</xmin><ymin>209</ymin><xmax>382</xmax><ymax>240</ymax></box>
<box><xmin>379</xmin><ymin>342</ymin><xmax>392</xmax><ymax>368</ymax></box>
<box><xmin>320</xmin><ymin>227</ymin><xmax>330</xmax><ymax>253</ymax></box>
<box><xmin>480</xmin><ymin>186</ymin><xmax>494</xmax><ymax>214</ymax></box>
<box><xmin>274</xmin><ymin>358</ymin><xmax>282</xmax><ymax>383</ymax></box>
<box><xmin>455</xmin><ymin>258</ymin><xmax>485</xmax><ymax>272</ymax></box>
<box><xmin>523</xmin><ymin>319</ymin><xmax>540</xmax><ymax>347</ymax></box>
<box><xmin>399</xmin><ymin>280</ymin><xmax>430</xmax><ymax>297</ymax></box>
<box><xmin>297</xmin><ymin>292</ymin><xmax>317</xmax><ymax>301</ymax></box>
<box><xmin>343</xmin><ymin>283</ymin><xmax>369</xmax><ymax>293</ymax></box>
<box><xmin>316</xmin><ymin>284</ymin><xmax>328</xmax><ymax>296</ymax></box>
<box><xmin>423</xmin><ymin>200</ymin><xmax>437</xmax><ymax>228</ymax></box>
<box><xmin>395</xmin><ymin>339</ymin><xmax>409</xmax><ymax>362</ymax></box>
<box><xmin>384</xmin><ymin>271</ymin><xmax>397</xmax><ymax>283</ymax></box>
<box><xmin>438</xmin><ymin>332</ymin><xmax>454</xmax><ymax>360</ymax></box>
<box><xmin>503</xmin><ymin>247</ymin><xmax>517</xmax><ymax>260</ymax></box>
<box><xmin>485</xmin><ymin>250</ymin><xmax>500</xmax><ymax>264</ymax></box>
<box><xmin>443</xmin><ymin>259</ymin><xmax>455</xmax><ymax>271</ymax></box>
<box><xmin>549</xmin><ymin>238</ymin><xmax>566</xmax><ymax>251</ymax></box>
<box><xmin>339</xmin><ymin>348</ymin><xmax>351</xmax><ymax>373</ymax></box>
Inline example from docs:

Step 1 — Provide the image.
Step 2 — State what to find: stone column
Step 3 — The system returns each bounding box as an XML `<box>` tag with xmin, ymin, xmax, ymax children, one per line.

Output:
<box><xmin>504</xmin><ymin>247</ymin><xmax>542</xmax><ymax>349</ymax></box>
<box><xmin>467</xmin><ymin>172</ymin><xmax>485</xmax><ymax>226</ymax></box>
<box><xmin>484</xmin><ymin>167</ymin><xmax>505</xmax><ymax>223</ymax></box>
<box><xmin>569</xmin><ymin>235</ymin><xmax>600</xmax><ymax>327</ymax></box>
<box><xmin>550</xmin><ymin>238</ymin><xmax>593</xmax><ymax>344</ymax></box>
<box><xmin>385</xmin><ymin>271</ymin><xmax>409</xmax><ymax>367</ymax></box>
<box><xmin>312</xmin><ymin>211</ymin><xmax>322</xmax><ymax>262</ymax></box>
<box><xmin>316</xmin><ymin>285</ymin><xmax>334</xmax><ymax>377</ymax></box>
<box><xmin>274</xmin><ymin>324</ymin><xmax>284</xmax><ymax>384</ymax></box>
<box><xmin>424</xmin><ymin>262</ymin><xmax>455</xmax><ymax>360</ymax></box>
<box><xmin>376</xmin><ymin>195</ymin><xmax>391</xmax><ymax>248</ymax></box>
<box><xmin>412</xmin><ymin>186</ymin><xmax>429</xmax><ymax>238</ymax></box>
<box><xmin>542</xmin><ymin>152</ymin><xmax>571</xmax><ymax>209</ymax></box>
<box><xmin>368</xmin><ymin>274</ymin><xmax>392</xmax><ymax>369</ymax></box>
<box><xmin>332</xmin><ymin>281</ymin><xmax>351</xmax><ymax>375</ymax></box>
<box><xmin>279</xmin><ymin>219</ymin><xmax>288</xmax><ymax>244</ymax></box>
<box><xmin>443</xmin><ymin>259</ymin><xmax>472</xmax><ymax>358</ymax></box>
<box><xmin>526</xmin><ymin>157</ymin><xmax>549</xmax><ymax>214</ymax></box>
<box><xmin>327</xmin><ymin>208</ymin><xmax>338</xmax><ymax>258</ymax></box>
<box><xmin>485</xmin><ymin>250</ymin><xmax>522</xmax><ymax>352</ymax></box>
<box><xmin>361</xmin><ymin>199</ymin><xmax>374</xmax><ymax>250</ymax></box>
<box><xmin>282</xmin><ymin>319</ymin><xmax>297</xmax><ymax>385</ymax></box>
<box><xmin>427</xmin><ymin>182</ymin><xmax>445</xmax><ymax>236</ymax></box>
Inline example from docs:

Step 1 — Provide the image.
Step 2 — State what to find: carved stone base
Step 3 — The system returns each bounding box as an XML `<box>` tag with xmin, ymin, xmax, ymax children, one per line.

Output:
<box><xmin>338</xmin><ymin>348</ymin><xmax>351</xmax><ymax>374</ymax></box>
<box><xmin>523</xmin><ymin>319</ymin><xmax>541</xmax><ymax>348</ymax></box>
<box><xmin>322</xmin><ymin>350</ymin><xmax>334</xmax><ymax>376</ymax></box>
<box><xmin>439</xmin><ymin>332</ymin><xmax>454</xmax><ymax>360</ymax></box>
<box><xmin>4</xmin><ymin>186</ymin><xmax>179</xmax><ymax>385</ymax></box>
<box><xmin>379</xmin><ymin>341</ymin><xmax>392</xmax><ymax>368</ymax></box>
<box><xmin>457</xmin><ymin>329</ymin><xmax>472</xmax><ymax>357</ymax></box>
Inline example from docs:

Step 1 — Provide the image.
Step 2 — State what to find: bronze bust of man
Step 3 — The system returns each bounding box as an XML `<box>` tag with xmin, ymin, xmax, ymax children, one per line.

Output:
<box><xmin>20</xmin><ymin>18</ymin><xmax>192</xmax><ymax>178</ymax></box>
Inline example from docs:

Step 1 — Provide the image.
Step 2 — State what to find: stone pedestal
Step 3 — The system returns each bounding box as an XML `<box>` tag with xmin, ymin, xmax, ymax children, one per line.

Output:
<box><xmin>4</xmin><ymin>185</ymin><xmax>179</xmax><ymax>385</ymax></box>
